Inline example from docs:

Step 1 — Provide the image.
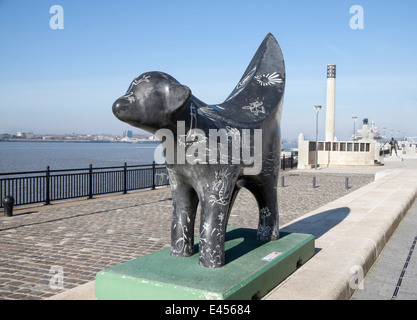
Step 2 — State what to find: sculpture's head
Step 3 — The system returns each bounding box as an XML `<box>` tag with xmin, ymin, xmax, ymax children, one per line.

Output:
<box><xmin>112</xmin><ymin>72</ymin><xmax>191</xmax><ymax>133</ymax></box>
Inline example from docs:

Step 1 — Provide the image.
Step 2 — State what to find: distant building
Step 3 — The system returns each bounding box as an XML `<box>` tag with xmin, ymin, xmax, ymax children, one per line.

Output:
<box><xmin>123</xmin><ymin>130</ymin><xmax>133</xmax><ymax>138</ymax></box>
<box><xmin>0</xmin><ymin>133</ymin><xmax>11</xmax><ymax>140</ymax></box>
<box><xmin>16</xmin><ymin>132</ymin><xmax>34</xmax><ymax>139</ymax></box>
<box><xmin>297</xmin><ymin>64</ymin><xmax>382</xmax><ymax>169</ymax></box>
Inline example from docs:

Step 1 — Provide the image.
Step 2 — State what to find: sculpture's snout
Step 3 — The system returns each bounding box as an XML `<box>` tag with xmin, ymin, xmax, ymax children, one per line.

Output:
<box><xmin>112</xmin><ymin>97</ymin><xmax>132</xmax><ymax>120</ymax></box>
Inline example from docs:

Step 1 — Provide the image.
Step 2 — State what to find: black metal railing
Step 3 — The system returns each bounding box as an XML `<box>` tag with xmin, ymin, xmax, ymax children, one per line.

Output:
<box><xmin>0</xmin><ymin>162</ymin><xmax>169</xmax><ymax>208</ymax></box>
<box><xmin>1</xmin><ymin>156</ymin><xmax>297</xmax><ymax>209</ymax></box>
<box><xmin>281</xmin><ymin>154</ymin><xmax>297</xmax><ymax>170</ymax></box>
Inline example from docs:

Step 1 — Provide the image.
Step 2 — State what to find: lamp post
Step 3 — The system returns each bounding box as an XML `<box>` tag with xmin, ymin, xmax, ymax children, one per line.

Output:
<box><xmin>352</xmin><ymin>116</ymin><xmax>358</xmax><ymax>141</ymax></box>
<box><xmin>314</xmin><ymin>105</ymin><xmax>322</xmax><ymax>170</ymax></box>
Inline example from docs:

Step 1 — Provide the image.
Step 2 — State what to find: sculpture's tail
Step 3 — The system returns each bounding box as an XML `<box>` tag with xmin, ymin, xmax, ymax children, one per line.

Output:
<box><xmin>218</xmin><ymin>33</ymin><xmax>285</xmax><ymax>123</ymax></box>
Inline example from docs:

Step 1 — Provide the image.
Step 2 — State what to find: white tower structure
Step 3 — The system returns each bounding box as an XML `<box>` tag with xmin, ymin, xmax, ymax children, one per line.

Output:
<box><xmin>325</xmin><ymin>64</ymin><xmax>336</xmax><ymax>142</ymax></box>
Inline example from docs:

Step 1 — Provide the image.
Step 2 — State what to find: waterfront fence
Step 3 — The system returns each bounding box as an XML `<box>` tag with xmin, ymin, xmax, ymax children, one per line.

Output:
<box><xmin>1</xmin><ymin>154</ymin><xmax>296</xmax><ymax>209</ymax></box>
<box><xmin>0</xmin><ymin>162</ymin><xmax>168</xmax><ymax>208</ymax></box>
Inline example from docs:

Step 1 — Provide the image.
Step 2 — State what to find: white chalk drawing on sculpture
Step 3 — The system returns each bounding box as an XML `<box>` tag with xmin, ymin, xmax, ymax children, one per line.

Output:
<box><xmin>225</xmin><ymin>67</ymin><xmax>257</xmax><ymax>101</ymax></box>
<box><xmin>127</xmin><ymin>74</ymin><xmax>151</xmax><ymax>92</ymax></box>
<box><xmin>122</xmin><ymin>92</ymin><xmax>135</xmax><ymax>103</ymax></box>
<box><xmin>236</xmin><ymin>67</ymin><xmax>257</xmax><ymax>90</ymax></box>
<box><xmin>199</xmin><ymin>220</ymin><xmax>223</xmax><ymax>267</ymax></box>
<box><xmin>122</xmin><ymin>74</ymin><xmax>151</xmax><ymax>101</ymax></box>
<box><xmin>257</xmin><ymin>206</ymin><xmax>277</xmax><ymax>241</ymax></box>
<box><xmin>242</xmin><ymin>100</ymin><xmax>265</xmax><ymax>116</ymax></box>
<box><xmin>254</xmin><ymin>72</ymin><xmax>283</xmax><ymax>86</ymax></box>
<box><xmin>171</xmin><ymin>210</ymin><xmax>192</xmax><ymax>256</ymax></box>
<box><xmin>260</xmin><ymin>207</ymin><xmax>272</xmax><ymax>219</ymax></box>
<box><xmin>209</xmin><ymin>168</ymin><xmax>233</xmax><ymax>206</ymax></box>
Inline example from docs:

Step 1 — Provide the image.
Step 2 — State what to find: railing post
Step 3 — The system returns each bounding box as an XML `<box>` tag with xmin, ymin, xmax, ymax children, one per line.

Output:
<box><xmin>45</xmin><ymin>166</ymin><xmax>51</xmax><ymax>205</ymax></box>
<box><xmin>282</xmin><ymin>154</ymin><xmax>286</xmax><ymax>170</ymax></box>
<box><xmin>123</xmin><ymin>162</ymin><xmax>127</xmax><ymax>194</ymax></box>
<box><xmin>88</xmin><ymin>164</ymin><xmax>93</xmax><ymax>199</ymax></box>
<box><xmin>290</xmin><ymin>153</ymin><xmax>294</xmax><ymax>169</ymax></box>
<box><xmin>152</xmin><ymin>161</ymin><xmax>156</xmax><ymax>190</ymax></box>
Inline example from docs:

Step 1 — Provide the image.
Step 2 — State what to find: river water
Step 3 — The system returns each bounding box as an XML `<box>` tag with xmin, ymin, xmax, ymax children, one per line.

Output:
<box><xmin>0</xmin><ymin>141</ymin><xmax>297</xmax><ymax>173</ymax></box>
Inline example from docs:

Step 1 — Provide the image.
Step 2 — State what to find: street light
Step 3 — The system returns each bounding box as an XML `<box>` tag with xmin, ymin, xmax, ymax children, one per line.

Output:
<box><xmin>352</xmin><ymin>116</ymin><xmax>358</xmax><ymax>141</ymax></box>
<box><xmin>314</xmin><ymin>105</ymin><xmax>322</xmax><ymax>170</ymax></box>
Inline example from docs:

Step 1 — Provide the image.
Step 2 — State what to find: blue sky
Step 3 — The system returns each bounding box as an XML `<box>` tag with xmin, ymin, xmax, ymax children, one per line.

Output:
<box><xmin>0</xmin><ymin>0</ymin><xmax>416</xmax><ymax>140</ymax></box>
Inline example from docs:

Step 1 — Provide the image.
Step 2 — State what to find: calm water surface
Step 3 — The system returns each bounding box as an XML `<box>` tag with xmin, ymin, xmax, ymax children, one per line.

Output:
<box><xmin>0</xmin><ymin>141</ymin><xmax>297</xmax><ymax>173</ymax></box>
<box><xmin>0</xmin><ymin>142</ymin><xmax>159</xmax><ymax>172</ymax></box>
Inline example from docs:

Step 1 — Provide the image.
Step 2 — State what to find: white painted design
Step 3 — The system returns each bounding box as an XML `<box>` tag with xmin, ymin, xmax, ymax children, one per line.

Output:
<box><xmin>122</xmin><ymin>74</ymin><xmax>152</xmax><ymax>101</ymax></box>
<box><xmin>127</xmin><ymin>74</ymin><xmax>151</xmax><ymax>92</ymax></box>
<box><xmin>257</xmin><ymin>225</ymin><xmax>272</xmax><ymax>240</ymax></box>
<box><xmin>236</xmin><ymin>67</ymin><xmax>257</xmax><ymax>90</ymax></box>
<box><xmin>209</xmin><ymin>168</ymin><xmax>232</xmax><ymax>206</ymax></box>
<box><xmin>242</xmin><ymin>100</ymin><xmax>265</xmax><ymax>116</ymax></box>
<box><xmin>218</xmin><ymin>212</ymin><xmax>225</xmax><ymax>224</ymax></box>
<box><xmin>225</xmin><ymin>67</ymin><xmax>257</xmax><ymax>101</ymax></box>
<box><xmin>198</xmin><ymin>224</ymin><xmax>223</xmax><ymax>268</ymax></box>
<box><xmin>171</xmin><ymin>210</ymin><xmax>192</xmax><ymax>255</ymax></box>
<box><xmin>122</xmin><ymin>92</ymin><xmax>135</xmax><ymax>103</ymax></box>
<box><xmin>258</xmin><ymin>206</ymin><xmax>277</xmax><ymax>241</ymax></box>
<box><xmin>260</xmin><ymin>207</ymin><xmax>272</xmax><ymax>219</ymax></box>
<box><xmin>254</xmin><ymin>72</ymin><xmax>283</xmax><ymax>86</ymax></box>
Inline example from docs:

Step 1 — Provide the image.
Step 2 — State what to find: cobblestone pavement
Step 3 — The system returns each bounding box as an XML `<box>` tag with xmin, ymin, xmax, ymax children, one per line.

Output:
<box><xmin>351</xmin><ymin>197</ymin><xmax>417</xmax><ymax>300</ymax></box>
<box><xmin>0</xmin><ymin>169</ymin><xmax>374</xmax><ymax>300</ymax></box>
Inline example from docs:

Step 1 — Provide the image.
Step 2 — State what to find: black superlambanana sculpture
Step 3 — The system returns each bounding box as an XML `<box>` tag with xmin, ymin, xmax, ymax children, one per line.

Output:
<box><xmin>113</xmin><ymin>33</ymin><xmax>285</xmax><ymax>268</ymax></box>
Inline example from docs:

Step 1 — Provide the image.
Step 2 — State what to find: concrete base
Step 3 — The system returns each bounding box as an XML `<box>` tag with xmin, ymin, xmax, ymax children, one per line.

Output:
<box><xmin>95</xmin><ymin>228</ymin><xmax>315</xmax><ymax>300</ymax></box>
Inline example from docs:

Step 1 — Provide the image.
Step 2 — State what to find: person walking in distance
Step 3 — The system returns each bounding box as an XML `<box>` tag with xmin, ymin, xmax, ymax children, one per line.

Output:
<box><xmin>389</xmin><ymin>137</ymin><xmax>398</xmax><ymax>156</ymax></box>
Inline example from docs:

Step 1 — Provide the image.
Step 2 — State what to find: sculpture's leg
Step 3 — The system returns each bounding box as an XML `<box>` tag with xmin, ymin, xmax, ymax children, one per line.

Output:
<box><xmin>198</xmin><ymin>199</ymin><xmax>229</xmax><ymax>268</ymax></box>
<box><xmin>170</xmin><ymin>185</ymin><xmax>199</xmax><ymax>257</ymax></box>
<box><xmin>197</xmin><ymin>167</ymin><xmax>238</xmax><ymax>268</ymax></box>
<box><xmin>247</xmin><ymin>177</ymin><xmax>279</xmax><ymax>241</ymax></box>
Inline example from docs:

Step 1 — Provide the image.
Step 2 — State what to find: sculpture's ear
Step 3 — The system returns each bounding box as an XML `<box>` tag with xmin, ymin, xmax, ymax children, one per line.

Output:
<box><xmin>165</xmin><ymin>83</ymin><xmax>191</xmax><ymax>114</ymax></box>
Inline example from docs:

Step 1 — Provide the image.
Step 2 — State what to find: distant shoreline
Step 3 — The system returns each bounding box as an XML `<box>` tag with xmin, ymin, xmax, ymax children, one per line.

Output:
<box><xmin>0</xmin><ymin>139</ymin><xmax>159</xmax><ymax>144</ymax></box>
<box><xmin>0</xmin><ymin>139</ymin><xmax>298</xmax><ymax>145</ymax></box>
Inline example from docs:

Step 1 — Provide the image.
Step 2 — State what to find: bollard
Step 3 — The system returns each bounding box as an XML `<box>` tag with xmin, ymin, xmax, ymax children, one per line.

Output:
<box><xmin>3</xmin><ymin>196</ymin><xmax>15</xmax><ymax>217</ymax></box>
<box><xmin>281</xmin><ymin>176</ymin><xmax>285</xmax><ymax>187</ymax></box>
<box><xmin>345</xmin><ymin>177</ymin><xmax>349</xmax><ymax>190</ymax></box>
<box><xmin>312</xmin><ymin>176</ymin><xmax>317</xmax><ymax>188</ymax></box>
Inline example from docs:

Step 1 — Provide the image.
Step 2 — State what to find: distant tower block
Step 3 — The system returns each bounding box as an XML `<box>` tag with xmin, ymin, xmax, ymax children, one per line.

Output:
<box><xmin>325</xmin><ymin>64</ymin><xmax>336</xmax><ymax>142</ymax></box>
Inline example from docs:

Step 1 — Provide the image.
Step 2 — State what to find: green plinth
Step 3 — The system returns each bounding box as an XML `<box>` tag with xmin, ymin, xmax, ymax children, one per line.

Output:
<box><xmin>95</xmin><ymin>228</ymin><xmax>315</xmax><ymax>300</ymax></box>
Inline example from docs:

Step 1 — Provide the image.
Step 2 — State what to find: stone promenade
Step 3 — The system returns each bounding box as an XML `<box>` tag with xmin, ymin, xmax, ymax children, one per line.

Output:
<box><xmin>0</xmin><ymin>169</ymin><xmax>374</xmax><ymax>300</ymax></box>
